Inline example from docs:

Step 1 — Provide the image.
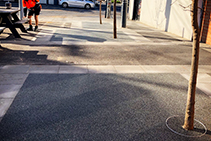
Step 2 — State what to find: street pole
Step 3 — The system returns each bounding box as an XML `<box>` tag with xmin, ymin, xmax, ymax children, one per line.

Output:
<box><xmin>121</xmin><ymin>0</ymin><xmax>128</xmax><ymax>28</ymax></box>
<box><xmin>105</xmin><ymin>0</ymin><xmax>107</xmax><ymax>18</ymax></box>
<box><xmin>113</xmin><ymin>0</ymin><xmax>117</xmax><ymax>38</ymax></box>
<box><xmin>19</xmin><ymin>0</ymin><xmax>23</xmax><ymax>19</ymax></box>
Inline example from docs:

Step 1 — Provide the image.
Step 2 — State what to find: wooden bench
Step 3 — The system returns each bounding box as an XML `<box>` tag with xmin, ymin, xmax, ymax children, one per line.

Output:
<box><xmin>14</xmin><ymin>18</ymin><xmax>29</xmax><ymax>25</ymax></box>
<box><xmin>0</xmin><ymin>26</ymin><xmax>6</xmax><ymax>34</ymax></box>
<box><xmin>14</xmin><ymin>18</ymin><xmax>29</xmax><ymax>33</ymax></box>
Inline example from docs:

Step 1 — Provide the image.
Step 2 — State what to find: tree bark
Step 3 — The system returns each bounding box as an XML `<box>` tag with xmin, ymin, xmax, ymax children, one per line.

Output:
<box><xmin>113</xmin><ymin>0</ymin><xmax>117</xmax><ymax>38</ymax></box>
<box><xmin>183</xmin><ymin>0</ymin><xmax>200</xmax><ymax>130</ymax></box>
<box><xmin>100</xmin><ymin>0</ymin><xmax>102</xmax><ymax>24</ymax></box>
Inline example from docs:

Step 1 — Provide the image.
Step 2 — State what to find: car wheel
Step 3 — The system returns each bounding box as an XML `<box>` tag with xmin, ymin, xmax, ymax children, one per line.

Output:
<box><xmin>85</xmin><ymin>4</ymin><xmax>91</xmax><ymax>9</ymax></box>
<box><xmin>62</xmin><ymin>2</ymin><xmax>68</xmax><ymax>8</ymax></box>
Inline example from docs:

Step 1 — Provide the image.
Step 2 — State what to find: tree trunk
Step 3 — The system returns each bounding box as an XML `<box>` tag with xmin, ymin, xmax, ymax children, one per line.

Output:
<box><xmin>100</xmin><ymin>0</ymin><xmax>102</xmax><ymax>24</ymax></box>
<box><xmin>183</xmin><ymin>0</ymin><xmax>200</xmax><ymax>130</ymax></box>
<box><xmin>113</xmin><ymin>0</ymin><xmax>117</xmax><ymax>38</ymax></box>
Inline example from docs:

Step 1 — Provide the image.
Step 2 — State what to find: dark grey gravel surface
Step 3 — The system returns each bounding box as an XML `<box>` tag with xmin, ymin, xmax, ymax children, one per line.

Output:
<box><xmin>0</xmin><ymin>74</ymin><xmax>210</xmax><ymax>140</ymax></box>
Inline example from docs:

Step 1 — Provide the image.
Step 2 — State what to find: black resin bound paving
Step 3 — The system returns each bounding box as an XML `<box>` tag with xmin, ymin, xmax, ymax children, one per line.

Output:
<box><xmin>0</xmin><ymin>74</ymin><xmax>210</xmax><ymax>141</ymax></box>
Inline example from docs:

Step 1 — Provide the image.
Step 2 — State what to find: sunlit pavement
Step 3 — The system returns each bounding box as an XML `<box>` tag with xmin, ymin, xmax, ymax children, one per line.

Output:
<box><xmin>0</xmin><ymin>4</ymin><xmax>211</xmax><ymax>140</ymax></box>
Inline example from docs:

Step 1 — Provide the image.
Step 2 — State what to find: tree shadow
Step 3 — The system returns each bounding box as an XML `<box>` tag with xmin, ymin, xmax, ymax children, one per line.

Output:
<box><xmin>194</xmin><ymin>128</ymin><xmax>211</xmax><ymax>135</ymax></box>
<box><xmin>142</xmin><ymin>35</ymin><xmax>182</xmax><ymax>42</ymax></box>
<box><xmin>0</xmin><ymin>44</ymin><xmax>88</xmax><ymax>65</ymax></box>
<box><xmin>50</xmin><ymin>32</ymin><xmax>107</xmax><ymax>42</ymax></box>
<box><xmin>0</xmin><ymin>74</ymin><xmax>175</xmax><ymax>140</ymax></box>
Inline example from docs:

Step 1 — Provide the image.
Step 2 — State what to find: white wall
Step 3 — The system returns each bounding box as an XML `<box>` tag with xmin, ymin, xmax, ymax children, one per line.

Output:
<box><xmin>139</xmin><ymin>0</ymin><xmax>198</xmax><ymax>40</ymax></box>
<box><xmin>129</xmin><ymin>0</ymin><xmax>135</xmax><ymax>20</ymax></box>
<box><xmin>168</xmin><ymin>0</ymin><xmax>192</xmax><ymax>39</ymax></box>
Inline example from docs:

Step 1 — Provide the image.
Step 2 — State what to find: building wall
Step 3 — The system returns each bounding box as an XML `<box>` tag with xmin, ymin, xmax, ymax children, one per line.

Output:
<box><xmin>129</xmin><ymin>0</ymin><xmax>135</xmax><ymax>20</ymax></box>
<box><xmin>201</xmin><ymin>0</ymin><xmax>211</xmax><ymax>45</ymax></box>
<box><xmin>139</xmin><ymin>0</ymin><xmax>203</xmax><ymax>40</ymax></box>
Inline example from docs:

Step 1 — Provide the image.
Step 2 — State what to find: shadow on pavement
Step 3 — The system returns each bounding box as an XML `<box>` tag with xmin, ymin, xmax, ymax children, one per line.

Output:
<box><xmin>0</xmin><ymin>45</ymin><xmax>86</xmax><ymax>65</ymax></box>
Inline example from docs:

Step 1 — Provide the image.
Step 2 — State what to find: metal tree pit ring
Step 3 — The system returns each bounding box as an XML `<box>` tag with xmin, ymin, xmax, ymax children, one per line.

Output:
<box><xmin>165</xmin><ymin>115</ymin><xmax>207</xmax><ymax>138</ymax></box>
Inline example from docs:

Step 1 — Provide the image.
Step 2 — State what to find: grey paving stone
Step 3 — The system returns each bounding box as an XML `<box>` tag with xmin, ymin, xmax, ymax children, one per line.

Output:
<box><xmin>198</xmin><ymin>66</ymin><xmax>211</xmax><ymax>73</ymax></box>
<box><xmin>181</xmin><ymin>73</ymin><xmax>211</xmax><ymax>83</ymax></box>
<box><xmin>0</xmin><ymin>99</ymin><xmax>14</xmax><ymax>117</ymax></box>
<box><xmin>0</xmin><ymin>65</ymin><xmax>29</xmax><ymax>74</ymax></box>
<box><xmin>0</xmin><ymin>74</ymin><xmax>28</xmax><ymax>85</ymax></box>
<box><xmin>141</xmin><ymin>65</ymin><xmax>174</xmax><ymax>73</ymax></box>
<box><xmin>59</xmin><ymin>65</ymin><xmax>88</xmax><ymax>73</ymax></box>
<box><xmin>0</xmin><ymin>85</ymin><xmax>22</xmax><ymax>98</ymax></box>
<box><xmin>88</xmin><ymin>65</ymin><xmax>117</xmax><ymax>73</ymax></box>
<box><xmin>29</xmin><ymin>65</ymin><xmax>60</xmax><ymax>73</ymax></box>
<box><xmin>82</xmin><ymin>22</ymin><xmax>112</xmax><ymax>29</ymax></box>
<box><xmin>137</xmin><ymin>31</ymin><xmax>182</xmax><ymax>42</ymax></box>
<box><xmin>54</xmin><ymin>29</ymin><xmax>134</xmax><ymax>43</ymax></box>
<box><xmin>197</xmin><ymin>83</ymin><xmax>211</xmax><ymax>97</ymax></box>
<box><xmin>114</xmin><ymin>65</ymin><xmax>145</xmax><ymax>73</ymax></box>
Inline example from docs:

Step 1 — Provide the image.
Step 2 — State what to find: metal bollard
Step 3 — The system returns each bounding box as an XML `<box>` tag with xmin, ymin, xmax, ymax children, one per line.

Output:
<box><xmin>121</xmin><ymin>0</ymin><xmax>128</xmax><ymax>28</ymax></box>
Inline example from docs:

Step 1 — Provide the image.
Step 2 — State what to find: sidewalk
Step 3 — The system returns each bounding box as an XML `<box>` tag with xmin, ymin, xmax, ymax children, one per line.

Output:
<box><xmin>0</xmin><ymin>5</ymin><xmax>211</xmax><ymax>140</ymax></box>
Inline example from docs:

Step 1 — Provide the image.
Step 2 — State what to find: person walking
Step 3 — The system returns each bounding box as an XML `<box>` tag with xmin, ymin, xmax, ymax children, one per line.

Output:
<box><xmin>23</xmin><ymin>0</ymin><xmax>42</xmax><ymax>31</ymax></box>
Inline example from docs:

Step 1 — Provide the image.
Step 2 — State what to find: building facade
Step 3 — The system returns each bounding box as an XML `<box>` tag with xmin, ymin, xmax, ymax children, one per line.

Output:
<box><xmin>129</xmin><ymin>0</ymin><xmax>211</xmax><ymax>45</ymax></box>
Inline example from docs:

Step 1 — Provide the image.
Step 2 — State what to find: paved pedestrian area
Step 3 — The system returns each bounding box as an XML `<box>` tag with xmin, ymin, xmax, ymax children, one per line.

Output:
<box><xmin>0</xmin><ymin>72</ymin><xmax>210</xmax><ymax>140</ymax></box>
<box><xmin>0</xmin><ymin>65</ymin><xmax>211</xmax><ymax>140</ymax></box>
<box><xmin>0</xmin><ymin>4</ymin><xmax>211</xmax><ymax>140</ymax></box>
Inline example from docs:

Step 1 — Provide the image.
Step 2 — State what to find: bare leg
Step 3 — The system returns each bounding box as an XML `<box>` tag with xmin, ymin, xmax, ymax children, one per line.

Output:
<box><xmin>35</xmin><ymin>15</ymin><xmax>39</xmax><ymax>26</ymax></box>
<box><xmin>28</xmin><ymin>15</ymin><xmax>32</xmax><ymax>26</ymax></box>
<box><xmin>27</xmin><ymin>15</ymin><xmax>33</xmax><ymax>30</ymax></box>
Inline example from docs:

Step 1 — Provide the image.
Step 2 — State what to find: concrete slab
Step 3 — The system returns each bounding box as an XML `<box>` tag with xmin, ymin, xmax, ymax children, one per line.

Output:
<box><xmin>167</xmin><ymin>65</ymin><xmax>191</xmax><ymax>73</ymax></box>
<box><xmin>0</xmin><ymin>74</ymin><xmax>28</xmax><ymax>85</ymax></box>
<box><xmin>197</xmin><ymin>74</ymin><xmax>211</xmax><ymax>83</ymax></box>
<box><xmin>0</xmin><ymin>65</ymin><xmax>29</xmax><ymax>74</ymax></box>
<box><xmin>29</xmin><ymin>65</ymin><xmax>59</xmax><ymax>73</ymax></box>
<box><xmin>181</xmin><ymin>73</ymin><xmax>211</xmax><ymax>83</ymax></box>
<box><xmin>141</xmin><ymin>65</ymin><xmax>174</xmax><ymax>73</ymax></box>
<box><xmin>0</xmin><ymin>85</ymin><xmax>22</xmax><ymax>98</ymax></box>
<box><xmin>88</xmin><ymin>65</ymin><xmax>117</xmax><ymax>73</ymax></box>
<box><xmin>114</xmin><ymin>65</ymin><xmax>145</xmax><ymax>73</ymax></box>
<box><xmin>197</xmin><ymin>83</ymin><xmax>211</xmax><ymax>97</ymax></box>
<box><xmin>0</xmin><ymin>99</ymin><xmax>13</xmax><ymax>117</ymax></box>
<box><xmin>198</xmin><ymin>65</ymin><xmax>211</xmax><ymax>73</ymax></box>
<box><xmin>59</xmin><ymin>65</ymin><xmax>88</xmax><ymax>73</ymax></box>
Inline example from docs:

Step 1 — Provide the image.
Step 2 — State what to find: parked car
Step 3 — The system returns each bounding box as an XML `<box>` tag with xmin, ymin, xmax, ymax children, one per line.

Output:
<box><xmin>59</xmin><ymin>0</ymin><xmax>95</xmax><ymax>9</ymax></box>
<box><xmin>88</xmin><ymin>0</ymin><xmax>100</xmax><ymax>6</ymax></box>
